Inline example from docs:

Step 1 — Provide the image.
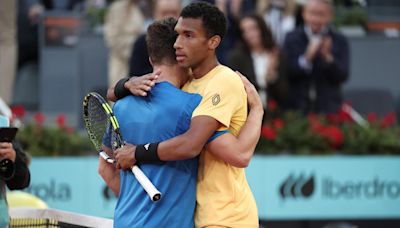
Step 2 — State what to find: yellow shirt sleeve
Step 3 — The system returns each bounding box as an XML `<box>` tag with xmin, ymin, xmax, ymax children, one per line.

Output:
<box><xmin>192</xmin><ymin>74</ymin><xmax>245</xmax><ymax>130</ymax></box>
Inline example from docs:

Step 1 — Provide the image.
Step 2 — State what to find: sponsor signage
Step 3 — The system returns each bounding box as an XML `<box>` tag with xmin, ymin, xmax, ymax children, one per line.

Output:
<box><xmin>20</xmin><ymin>156</ymin><xmax>400</xmax><ymax>219</ymax></box>
<box><xmin>23</xmin><ymin>158</ymin><xmax>116</xmax><ymax>218</ymax></box>
<box><xmin>246</xmin><ymin>155</ymin><xmax>400</xmax><ymax>220</ymax></box>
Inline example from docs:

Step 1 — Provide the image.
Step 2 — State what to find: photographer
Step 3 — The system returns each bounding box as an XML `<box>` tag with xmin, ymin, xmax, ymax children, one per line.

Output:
<box><xmin>0</xmin><ymin>117</ymin><xmax>30</xmax><ymax>227</ymax></box>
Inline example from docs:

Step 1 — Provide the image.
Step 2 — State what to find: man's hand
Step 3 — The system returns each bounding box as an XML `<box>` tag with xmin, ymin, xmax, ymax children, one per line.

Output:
<box><xmin>98</xmin><ymin>146</ymin><xmax>120</xmax><ymax>196</ymax></box>
<box><xmin>114</xmin><ymin>143</ymin><xmax>137</xmax><ymax>170</ymax></box>
<box><xmin>320</xmin><ymin>36</ymin><xmax>333</xmax><ymax>63</ymax></box>
<box><xmin>126</xmin><ymin>70</ymin><xmax>160</xmax><ymax>96</ymax></box>
<box><xmin>237</xmin><ymin>71</ymin><xmax>263</xmax><ymax>112</ymax></box>
<box><xmin>0</xmin><ymin>142</ymin><xmax>16</xmax><ymax>162</ymax></box>
<box><xmin>305</xmin><ymin>37</ymin><xmax>322</xmax><ymax>63</ymax></box>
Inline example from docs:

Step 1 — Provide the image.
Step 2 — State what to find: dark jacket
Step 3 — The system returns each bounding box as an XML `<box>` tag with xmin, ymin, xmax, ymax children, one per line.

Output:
<box><xmin>282</xmin><ymin>27</ymin><xmax>350</xmax><ymax>114</ymax></box>
<box><xmin>2</xmin><ymin>141</ymin><xmax>30</xmax><ymax>191</ymax></box>
<box><xmin>227</xmin><ymin>43</ymin><xmax>289</xmax><ymax>107</ymax></box>
<box><xmin>128</xmin><ymin>34</ymin><xmax>152</xmax><ymax>77</ymax></box>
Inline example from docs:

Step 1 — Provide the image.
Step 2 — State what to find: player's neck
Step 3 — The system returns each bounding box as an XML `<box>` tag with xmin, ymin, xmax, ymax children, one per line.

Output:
<box><xmin>191</xmin><ymin>55</ymin><xmax>219</xmax><ymax>79</ymax></box>
<box><xmin>153</xmin><ymin>64</ymin><xmax>188</xmax><ymax>88</ymax></box>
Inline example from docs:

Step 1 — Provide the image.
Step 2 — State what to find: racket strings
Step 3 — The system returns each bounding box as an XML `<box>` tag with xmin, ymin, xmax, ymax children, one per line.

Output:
<box><xmin>86</xmin><ymin>97</ymin><xmax>111</xmax><ymax>151</ymax></box>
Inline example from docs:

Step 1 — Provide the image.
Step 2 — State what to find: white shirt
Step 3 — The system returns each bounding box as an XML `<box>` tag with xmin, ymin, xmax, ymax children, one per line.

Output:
<box><xmin>251</xmin><ymin>52</ymin><xmax>269</xmax><ymax>108</ymax></box>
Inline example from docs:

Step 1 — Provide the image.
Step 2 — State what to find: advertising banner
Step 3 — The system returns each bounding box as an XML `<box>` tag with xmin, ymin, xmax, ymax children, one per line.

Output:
<box><xmin>247</xmin><ymin>155</ymin><xmax>400</xmax><ymax>220</ymax></box>
<box><xmin>21</xmin><ymin>156</ymin><xmax>400</xmax><ymax>219</ymax></box>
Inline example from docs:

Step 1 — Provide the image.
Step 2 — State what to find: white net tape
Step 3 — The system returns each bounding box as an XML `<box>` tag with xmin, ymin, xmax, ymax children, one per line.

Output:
<box><xmin>9</xmin><ymin>208</ymin><xmax>113</xmax><ymax>228</ymax></box>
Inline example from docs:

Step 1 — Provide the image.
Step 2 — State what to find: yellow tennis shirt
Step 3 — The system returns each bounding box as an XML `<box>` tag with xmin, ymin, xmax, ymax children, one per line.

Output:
<box><xmin>182</xmin><ymin>65</ymin><xmax>259</xmax><ymax>228</ymax></box>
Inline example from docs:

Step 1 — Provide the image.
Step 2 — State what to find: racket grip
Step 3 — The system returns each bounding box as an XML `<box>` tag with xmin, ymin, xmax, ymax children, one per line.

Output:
<box><xmin>99</xmin><ymin>151</ymin><xmax>115</xmax><ymax>164</ymax></box>
<box><xmin>131</xmin><ymin>165</ymin><xmax>162</xmax><ymax>202</ymax></box>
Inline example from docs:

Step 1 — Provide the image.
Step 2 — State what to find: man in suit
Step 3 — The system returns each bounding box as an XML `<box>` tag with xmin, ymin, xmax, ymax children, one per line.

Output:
<box><xmin>283</xmin><ymin>0</ymin><xmax>349</xmax><ymax>114</ymax></box>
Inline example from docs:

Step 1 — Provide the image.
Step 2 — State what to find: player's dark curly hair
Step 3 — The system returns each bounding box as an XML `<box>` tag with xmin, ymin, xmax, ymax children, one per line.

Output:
<box><xmin>146</xmin><ymin>17</ymin><xmax>178</xmax><ymax>65</ymax></box>
<box><xmin>180</xmin><ymin>1</ymin><xmax>227</xmax><ymax>39</ymax></box>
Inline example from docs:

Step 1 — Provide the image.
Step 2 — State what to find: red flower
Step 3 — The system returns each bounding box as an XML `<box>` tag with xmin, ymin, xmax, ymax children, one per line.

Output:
<box><xmin>267</xmin><ymin>99</ymin><xmax>277</xmax><ymax>112</ymax></box>
<box><xmin>33</xmin><ymin>112</ymin><xmax>45</xmax><ymax>126</ymax></box>
<box><xmin>308</xmin><ymin>114</ymin><xmax>324</xmax><ymax>132</ymax></box>
<box><xmin>56</xmin><ymin>114</ymin><xmax>66</xmax><ymax>129</ymax></box>
<box><xmin>261</xmin><ymin>126</ymin><xmax>277</xmax><ymax>141</ymax></box>
<box><xmin>272</xmin><ymin>118</ymin><xmax>284</xmax><ymax>130</ymax></box>
<box><xmin>11</xmin><ymin>105</ymin><xmax>25</xmax><ymax>119</ymax></box>
<box><xmin>318</xmin><ymin>126</ymin><xmax>344</xmax><ymax>149</ymax></box>
<box><xmin>380</xmin><ymin>112</ymin><xmax>397</xmax><ymax>128</ymax></box>
<box><xmin>367</xmin><ymin>112</ymin><xmax>377</xmax><ymax>123</ymax></box>
<box><xmin>338</xmin><ymin>104</ymin><xmax>353</xmax><ymax>123</ymax></box>
<box><xmin>327</xmin><ymin>113</ymin><xmax>340</xmax><ymax>125</ymax></box>
<box><xmin>66</xmin><ymin>126</ymin><xmax>74</xmax><ymax>134</ymax></box>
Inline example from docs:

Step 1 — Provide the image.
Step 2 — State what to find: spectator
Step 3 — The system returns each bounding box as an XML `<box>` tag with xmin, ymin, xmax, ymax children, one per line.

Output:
<box><xmin>213</xmin><ymin>0</ymin><xmax>254</xmax><ymax>64</ymax></box>
<box><xmin>129</xmin><ymin>0</ymin><xmax>181</xmax><ymax>76</ymax></box>
<box><xmin>0</xmin><ymin>115</ymin><xmax>31</xmax><ymax>227</ymax></box>
<box><xmin>256</xmin><ymin>0</ymin><xmax>297</xmax><ymax>46</ymax></box>
<box><xmin>228</xmin><ymin>13</ymin><xmax>288</xmax><ymax>109</ymax></box>
<box><xmin>104</xmin><ymin>0</ymin><xmax>144</xmax><ymax>87</ymax></box>
<box><xmin>0</xmin><ymin>1</ymin><xmax>17</xmax><ymax>105</ymax></box>
<box><xmin>282</xmin><ymin>0</ymin><xmax>349</xmax><ymax>114</ymax></box>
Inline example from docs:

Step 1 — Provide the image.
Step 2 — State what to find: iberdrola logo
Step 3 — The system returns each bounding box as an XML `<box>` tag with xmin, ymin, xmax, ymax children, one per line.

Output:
<box><xmin>279</xmin><ymin>173</ymin><xmax>315</xmax><ymax>199</ymax></box>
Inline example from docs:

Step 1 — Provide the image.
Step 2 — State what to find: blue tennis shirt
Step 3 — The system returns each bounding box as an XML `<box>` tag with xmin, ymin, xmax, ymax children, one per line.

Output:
<box><xmin>112</xmin><ymin>81</ymin><xmax>201</xmax><ymax>228</ymax></box>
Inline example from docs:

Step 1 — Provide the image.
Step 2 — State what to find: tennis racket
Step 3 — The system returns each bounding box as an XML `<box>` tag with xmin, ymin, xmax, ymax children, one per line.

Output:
<box><xmin>82</xmin><ymin>92</ymin><xmax>161</xmax><ymax>201</ymax></box>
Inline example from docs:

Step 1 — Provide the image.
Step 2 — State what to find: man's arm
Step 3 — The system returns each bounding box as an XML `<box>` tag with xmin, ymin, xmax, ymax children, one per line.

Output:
<box><xmin>4</xmin><ymin>141</ymin><xmax>30</xmax><ymax>190</ymax></box>
<box><xmin>283</xmin><ymin>31</ymin><xmax>313</xmax><ymax>78</ymax></box>
<box><xmin>157</xmin><ymin>116</ymin><xmax>219</xmax><ymax>160</ymax></box>
<box><xmin>206</xmin><ymin>73</ymin><xmax>264</xmax><ymax>168</ymax></box>
<box><xmin>115</xmin><ymin>73</ymin><xmax>263</xmax><ymax>170</ymax></box>
<box><xmin>320</xmin><ymin>35</ymin><xmax>349</xmax><ymax>84</ymax></box>
<box><xmin>106</xmin><ymin>73</ymin><xmax>159</xmax><ymax>102</ymax></box>
<box><xmin>114</xmin><ymin>115</ymin><xmax>220</xmax><ymax>170</ymax></box>
<box><xmin>98</xmin><ymin>145</ymin><xmax>120</xmax><ymax>196</ymax></box>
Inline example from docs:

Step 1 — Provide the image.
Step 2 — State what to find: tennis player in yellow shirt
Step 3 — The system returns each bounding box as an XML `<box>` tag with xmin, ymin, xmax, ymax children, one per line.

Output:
<box><xmin>114</xmin><ymin>2</ymin><xmax>261</xmax><ymax>227</ymax></box>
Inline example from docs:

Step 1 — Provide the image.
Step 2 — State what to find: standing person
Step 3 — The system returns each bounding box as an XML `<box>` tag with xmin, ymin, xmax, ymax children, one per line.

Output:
<box><xmin>129</xmin><ymin>0</ymin><xmax>182</xmax><ymax>76</ymax></box>
<box><xmin>256</xmin><ymin>0</ymin><xmax>297</xmax><ymax>46</ymax></box>
<box><xmin>228</xmin><ymin>13</ymin><xmax>288</xmax><ymax>109</ymax></box>
<box><xmin>114</xmin><ymin>2</ymin><xmax>260</xmax><ymax>227</ymax></box>
<box><xmin>104</xmin><ymin>0</ymin><xmax>144</xmax><ymax>87</ymax></box>
<box><xmin>0</xmin><ymin>115</ymin><xmax>31</xmax><ymax>227</ymax></box>
<box><xmin>282</xmin><ymin>0</ymin><xmax>349</xmax><ymax>114</ymax></box>
<box><xmin>99</xmin><ymin>17</ymin><xmax>263</xmax><ymax>227</ymax></box>
<box><xmin>0</xmin><ymin>0</ymin><xmax>17</xmax><ymax>104</ymax></box>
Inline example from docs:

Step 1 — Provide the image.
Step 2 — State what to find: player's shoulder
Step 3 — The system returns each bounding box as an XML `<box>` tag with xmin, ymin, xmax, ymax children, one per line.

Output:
<box><xmin>209</xmin><ymin>65</ymin><xmax>244</xmax><ymax>91</ymax></box>
<box><xmin>156</xmin><ymin>82</ymin><xmax>202</xmax><ymax>106</ymax></box>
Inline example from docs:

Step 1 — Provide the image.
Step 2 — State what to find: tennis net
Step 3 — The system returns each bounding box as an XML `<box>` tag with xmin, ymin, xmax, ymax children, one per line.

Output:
<box><xmin>9</xmin><ymin>208</ymin><xmax>113</xmax><ymax>228</ymax></box>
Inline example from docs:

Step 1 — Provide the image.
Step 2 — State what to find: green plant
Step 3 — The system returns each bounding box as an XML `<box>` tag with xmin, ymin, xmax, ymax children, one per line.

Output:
<box><xmin>333</xmin><ymin>7</ymin><xmax>368</xmax><ymax>27</ymax></box>
<box><xmin>11</xmin><ymin>108</ymin><xmax>92</xmax><ymax>156</ymax></box>
<box><xmin>256</xmin><ymin>101</ymin><xmax>400</xmax><ymax>155</ymax></box>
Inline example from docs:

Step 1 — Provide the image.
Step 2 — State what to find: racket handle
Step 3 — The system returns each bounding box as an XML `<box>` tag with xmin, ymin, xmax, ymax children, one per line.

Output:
<box><xmin>131</xmin><ymin>166</ymin><xmax>162</xmax><ymax>202</ymax></box>
<box><xmin>99</xmin><ymin>151</ymin><xmax>115</xmax><ymax>164</ymax></box>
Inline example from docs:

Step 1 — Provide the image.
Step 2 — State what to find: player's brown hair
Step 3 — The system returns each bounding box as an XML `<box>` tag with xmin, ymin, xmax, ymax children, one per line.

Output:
<box><xmin>146</xmin><ymin>17</ymin><xmax>178</xmax><ymax>65</ymax></box>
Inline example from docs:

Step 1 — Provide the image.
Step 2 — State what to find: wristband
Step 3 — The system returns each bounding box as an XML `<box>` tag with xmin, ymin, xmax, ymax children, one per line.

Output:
<box><xmin>136</xmin><ymin>143</ymin><xmax>160</xmax><ymax>162</ymax></box>
<box><xmin>114</xmin><ymin>77</ymin><xmax>131</xmax><ymax>99</ymax></box>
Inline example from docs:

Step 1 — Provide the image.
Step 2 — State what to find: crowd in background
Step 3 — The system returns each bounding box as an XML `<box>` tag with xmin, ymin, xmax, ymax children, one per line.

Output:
<box><xmin>1</xmin><ymin>0</ymin><xmax>355</xmax><ymax>115</ymax></box>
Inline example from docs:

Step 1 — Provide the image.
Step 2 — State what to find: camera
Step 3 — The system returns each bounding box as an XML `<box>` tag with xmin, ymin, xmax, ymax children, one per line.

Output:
<box><xmin>0</xmin><ymin>127</ymin><xmax>18</xmax><ymax>180</ymax></box>
<box><xmin>0</xmin><ymin>158</ymin><xmax>15</xmax><ymax>180</ymax></box>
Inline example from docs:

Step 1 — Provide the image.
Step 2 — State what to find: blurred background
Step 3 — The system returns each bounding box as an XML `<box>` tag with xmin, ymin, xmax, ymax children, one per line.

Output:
<box><xmin>0</xmin><ymin>0</ymin><xmax>399</xmax><ymax>227</ymax></box>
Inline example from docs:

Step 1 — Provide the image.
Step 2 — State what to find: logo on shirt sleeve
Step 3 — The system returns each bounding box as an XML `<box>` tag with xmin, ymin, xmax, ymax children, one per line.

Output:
<box><xmin>212</xmin><ymin>94</ymin><xmax>220</xmax><ymax>106</ymax></box>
